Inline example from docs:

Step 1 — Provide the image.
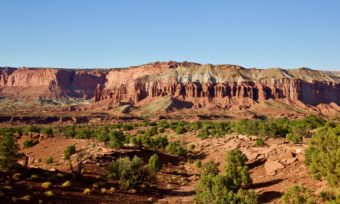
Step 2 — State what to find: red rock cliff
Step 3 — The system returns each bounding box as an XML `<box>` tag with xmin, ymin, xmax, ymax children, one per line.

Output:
<box><xmin>93</xmin><ymin>62</ymin><xmax>340</xmax><ymax>110</ymax></box>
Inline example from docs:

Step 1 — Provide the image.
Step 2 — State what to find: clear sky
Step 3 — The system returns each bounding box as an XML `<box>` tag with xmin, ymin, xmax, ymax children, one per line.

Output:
<box><xmin>0</xmin><ymin>0</ymin><xmax>339</xmax><ymax>70</ymax></box>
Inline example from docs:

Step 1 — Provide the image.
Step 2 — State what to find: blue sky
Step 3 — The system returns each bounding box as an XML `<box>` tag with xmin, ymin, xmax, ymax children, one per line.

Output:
<box><xmin>0</xmin><ymin>0</ymin><xmax>339</xmax><ymax>70</ymax></box>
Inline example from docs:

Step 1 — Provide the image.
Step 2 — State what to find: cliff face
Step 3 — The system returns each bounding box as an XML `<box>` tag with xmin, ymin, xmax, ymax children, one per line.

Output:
<box><xmin>93</xmin><ymin>62</ymin><xmax>340</xmax><ymax>110</ymax></box>
<box><xmin>0</xmin><ymin>68</ymin><xmax>106</xmax><ymax>100</ymax></box>
<box><xmin>0</xmin><ymin>62</ymin><xmax>339</xmax><ymax>114</ymax></box>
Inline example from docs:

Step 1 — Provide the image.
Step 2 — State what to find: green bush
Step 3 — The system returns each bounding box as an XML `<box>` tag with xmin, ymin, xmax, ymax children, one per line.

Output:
<box><xmin>197</xmin><ymin>122</ymin><xmax>230</xmax><ymax>138</ymax></box>
<box><xmin>65</xmin><ymin>126</ymin><xmax>77</xmax><ymax>137</ymax></box>
<box><xmin>23</xmin><ymin>140</ymin><xmax>35</xmax><ymax>148</ymax></box>
<box><xmin>108</xmin><ymin>131</ymin><xmax>125</xmax><ymax>148</ymax></box>
<box><xmin>64</xmin><ymin>145</ymin><xmax>76</xmax><ymax>160</ymax></box>
<box><xmin>148</xmin><ymin>154</ymin><xmax>162</xmax><ymax>171</ymax></box>
<box><xmin>302</xmin><ymin>115</ymin><xmax>326</xmax><ymax>130</ymax></box>
<box><xmin>76</xmin><ymin>129</ymin><xmax>94</xmax><ymax>139</ymax></box>
<box><xmin>42</xmin><ymin>127</ymin><xmax>53</xmax><ymax>136</ymax></box>
<box><xmin>96</xmin><ymin>128</ymin><xmax>109</xmax><ymax>142</ymax></box>
<box><xmin>122</xmin><ymin>124</ymin><xmax>133</xmax><ymax>131</ymax></box>
<box><xmin>0</xmin><ymin>132</ymin><xmax>20</xmax><ymax>170</ymax></box>
<box><xmin>286</xmin><ymin>133</ymin><xmax>302</xmax><ymax>144</ymax></box>
<box><xmin>27</xmin><ymin>125</ymin><xmax>40</xmax><ymax>133</ymax></box>
<box><xmin>195</xmin><ymin>149</ymin><xmax>257</xmax><ymax>204</ymax></box>
<box><xmin>281</xmin><ymin>185</ymin><xmax>316</xmax><ymax>204</ymax></box>
<box><xmin>175</xmin><ymin>126</ymin><xmax>187</xmax><ymax>134</ymax></box>
<box><xmin>305</xmin><ymin>124</ymin><xmax>340</xmax><ymax>186</ymax></box>
<box><xmin>165</xmin><ymin>141</ymin><xmax>186</xmax><ymax>157</ymax></box>
<box><xmin>195</xmin><ymin>173</ymin><xmax>258</xmax><ymax>204</ymax></box>
<box><xmin>145</xmin><ymin>127</ymin><xmax>158</xmax><ymax>137</ymax></box>
<box><xmin>225</xmin><ymin>149</ymin><xmax>252</xmax><ymax>187</ymax></box>
<box><xmin>194</xmin><ymin>160</ymin><xmax>202</xmax><ymax>168</ymax></box>
<box><xmin>107</xmin><ymin>156</ymin><xmax>153</xmax><ymax>190</ymax></box>
<box><xmin>158</xmin><ymin>127</ymin><xmax>165</xmax><ymax>133</ymax></box>
<box><xmin>201</xmin><ymin>160</ymin><xmax>219</xmax><ymax>175</ymax></box>
<box><xmin>255</xmin><ymin>137</ymin><xmax>265</xmax><ymax>147</ymax></box>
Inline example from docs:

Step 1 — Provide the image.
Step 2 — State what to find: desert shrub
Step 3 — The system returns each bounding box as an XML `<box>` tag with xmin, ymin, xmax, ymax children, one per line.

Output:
<box><xmin>41</xmin><ymin>127</ymin><xmax>53</xmax><ymax>136</ymax></box>
<box><xmin>255</xmin><ymin>137</ymin><xmax>265</xmax><ymax>147</ymax></box>
<box><xmin>198</xmin><ymin>122</ymin><xmax>230</xmax><ymax>138</ymax></box>
<box><xmin>65</xmin><ymin>126</ymin><xmax>77</xmax><ymax>137</ymax></box>
<box><xmin>201</xmin><ymin>160</ymin><xmax>219</xmax><ymax>175</ymax></box>
<box><xmin>165</xmin><ymin>141</ymin><xmax>186</xmax><ymax>157</ymax></box>
<box><xmin>195</xmin><ymin>173</ymin><xmax>258</xmax><ymax>204</ymax></box>
<box><xmin>96</xmin><ymin>128</ymin><xmax>109</xmax><ymax>142</ymax></box>
<box><xmin>146</xmin><ymin>136</ymin><xmax>169</xmax><ymax>150</ymax></box>
<box><xmin>214</xmin><ymin>122</ymin><xmax>231</xmax><ymax>136</ymax></box>
<box><xmin>195</xmin><ymin>149</ymin><xmax>258</xmax><ymax>203</ymax></box>
<box><xmin>0</xmin><ymin>132</ymin><xmax>20</xmax><ymax>170</ymax></box>
<box><xmin>76</xmin><ymin>129</ymin><xmax>94</xmax><ymax>139</ymax></box>
<box><xmin>305</xmin><ymin>124</ymin><xmax>340</xmax><ymax>186</ymax></box>
<box><xmin>286</xmin><ymin>133</ymin><xmax>302</xmax><ymax>144</ymax></box>
<box><xmin>158</xmin><ymin>127</ymin><xmax>165</xmax><ymax>133</ymax></box>
<box><xmin>148</xmin><ymin>154</ymin><xmax>162</xmax><ymax>171</ymax></box>
<box><xmin>145</xmin><ymin>127</ymin><xmax>158</xmax><ymax>137</ymax></box>
<box><xmin>108</xmin><ymin>131</ymin><xmax>125</xmax><ymax>148</ymax></box>
<box><xmin>286</xmin><ymin>123</ymin><xmax>311</xmax><ymax>143</ymax></box>
<box><xmin>194</xmin><ymin>160</ymin><xmax>202</xmax><ymax>168</ymax></box>
<box><xmin>69</xmin><ymin>153</ymin><xmax>86</xmax><ymax>179</ymax></box>
<box><xmin>189</xmin><ymin>121</ymin><xmax>202</xmax><ymax>131</ymax></box>
<box><xmin>129</xmin><ymin>135</ymin><xmax>143</xmax><ymax>149</ymax></box>
<box><xmin>236</xmin><ymin>189</ymin><xmax>259</xmax><ymax>204</ymax></box>
<box><xmin>281</xmin><ymin>185</ymin><xmax>316</xmax><ymax>204</ymax></box>
<box><xmin>158</xmin><ymin>120</ymin><xmax>169</xmax><ymax>128</ymax></box>
<box><xmin>46</xmin><ymin>156</ymin><xmax>53</xmax><ymax>164</ymax></box>
<box><xmin>149</xmin><ymin>121</ymin><xmax>157</xmax><ymax>126</ymax></box>
<box><xmin>64</xmin><ymin>145</ymin><xmax>76</xmax><ymax>160</ymax></box>
<box><xmin>198</xmin><ymin>128</ymin><xmax>210</xmax><ymax>139</ymax></box>
<box><xmin>302</xmin><ymin>115</ymin><xmax>326</xmax><ymax>130</ymax></box>
<box><xmin>258</xmin><ymin>119</ymin><xmax>290</xmax><ymax>138</ymax></box>
<box><xmin>225</xmin><ymin>149</ymin><xmax>252</xmax><ymax>187</ymax></box>
<box><xmin>175</xmin><ymin>126</ymin><xmax>187</xmax><ymax>134</ymax></box>
<box><xmin>319</xmin><ymin>191</ymin><xmax>336</xmax><ymax>202</ymax></box>
<box><xmin>121</xmin><ymin>124</ymin><xmax>133</xmax><ymax>131</ymax></box>
<box><xmin>232</xmin><ymin>119</ymin><xmax>259</xmax><ymax>136</ymax></box>
<box><xmin>195</xmin><ymin>174</ymin><xmax>237</xmax><ymax>203</ymax></box>
<box><xmin>27</xmin><ymin>125</ymin><xmax>40</xmax><ymax>133</ymax></box>
<box><xmin>107</xmin><ymin>156</ymin><xmax>154</xmax><ymax>190</ymax></box>
<box><xmin>23</xmin><ymin>140</ymin><xmax>35</xmax><ymax>148</ymax></box>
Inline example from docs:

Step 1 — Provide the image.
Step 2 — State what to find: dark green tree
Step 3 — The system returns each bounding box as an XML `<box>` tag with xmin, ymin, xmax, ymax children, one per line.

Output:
<box><xmin>0</xmin><ymin>133</ymin><xmax>20</xmax><ymax>170</ymax></box>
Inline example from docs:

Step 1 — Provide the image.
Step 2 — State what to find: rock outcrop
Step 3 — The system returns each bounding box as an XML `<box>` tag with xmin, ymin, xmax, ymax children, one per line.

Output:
<box><xmin>1</xmin><ymin>61</ymin><xmax>339</xmax><ymax>115</ymax></box>
<box><xmin>92</xmin><ymin>62</ymin><xmax>340</xmax><ymax>112</ymax></box>
<box><xmin>0</xmin><ymin>67</ymin><xmax>106</xmax><ymax>100</ymax></box>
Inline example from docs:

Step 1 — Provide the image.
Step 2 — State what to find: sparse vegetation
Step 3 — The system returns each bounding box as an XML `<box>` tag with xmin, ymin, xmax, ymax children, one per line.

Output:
<box><xmin>23</xmin><ymin>139</ymin><xmax>35</xmax><ymax>148</ymax></box>
<box><xmin>165</xmin><ymin>141</ymin><xmax>186</xmax><ymax>157</ymax></box>
<box><xmin>107</xmin><ymin>156</ymin><xmax>155</xmax><ymax>190</ymax></box>
<box><xmin>281</xmin><ymin>185</ymin><xmax>316</xmax><ymax>204</ymax></box>
<box><xmin>108</xmin><ymin>131</ymin><xmax>125</xmax><ymax>148</ymax></box>
<box><xmin>64</xmin><ymin>145</ymin><xmax>76</xmax><ymax>160</ymax></box>
<box><xmin>148</xmin><ymin>154</ymin><xmax>162</xmax><ymax>171</ymax></box>
<box><xmin>255</xmin><ymin>137</ymin><xmax>265</xmax><ymax>147</ymax></box>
